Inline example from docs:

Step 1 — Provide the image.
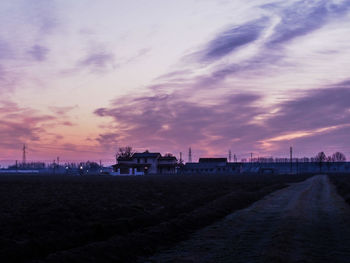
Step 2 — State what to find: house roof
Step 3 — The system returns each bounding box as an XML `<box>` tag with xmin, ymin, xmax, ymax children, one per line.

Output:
<box><xmin>199</xmin><ymin>158</ymin><xmax>227</xmax><ymax>163</ymax></box>
<box><xmin>133</xmin><ymin>152</ymin><xmax>161</xmax><ymax>158</ymax></box>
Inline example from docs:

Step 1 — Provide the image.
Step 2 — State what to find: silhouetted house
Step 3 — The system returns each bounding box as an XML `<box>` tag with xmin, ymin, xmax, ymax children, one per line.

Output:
<box><xmin>158</xmin><ymin>155</ymin><xmax>178</xmax><ymax>174</ymax></box>
<box><xmin>113</xmin><ymin>151</ymin><xmax>177</xmax><ymax>175</ymax></box>
<box><xmin>180</xmin><ymin>158</ymin><xmax>240</xmax><ymax>174</ymax></box>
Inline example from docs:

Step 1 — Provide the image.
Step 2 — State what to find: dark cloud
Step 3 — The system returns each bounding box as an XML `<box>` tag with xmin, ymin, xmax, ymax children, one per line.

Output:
<box><xmin>182</xmin><ymin>0</ymin><xmax>350</xmax><ymax>92</ymax></box>
<box><xmin>200</xmin><ymin>17</ymin><xmax>269</xmax><ymax>62</ymax></box>
<box><xmin>190</xmin><ymin>0</ymin><xmax>350</xmax><ymax>87</ymax></box>
<box><xmin>266</xmin><ymin>87</ymin><xmax>350</xmax><ymax>133</ymax></box>
<box><xmin>94</xmin><ymin>82</ymin><xmax>350</xmax><ymax>156</ymax></box>
<box><xmin>266</xmin><ymin>0</ymin><xmax>350</xmax><ymax>46</ymax></box>
<box><xmin>96</xmin><ymin>133</ymin><xmax>119</xmax><ymax>152</ymax></box>
<box><xmin>28</xmin><ymin>45</ymin><xmax>49</xmax><ymax>61</ymax></box>
<box><xmin>94</xmin><ymin>91</ymin><xmax>265</xmax><ymax>154</ymax></box>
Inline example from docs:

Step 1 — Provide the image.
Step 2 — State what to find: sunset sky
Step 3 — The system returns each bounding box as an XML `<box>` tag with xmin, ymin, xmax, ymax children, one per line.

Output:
<box><xmin>1</xmin><ymin>0</ymin><xmax>350</xmax><ymax>163</ymax></box>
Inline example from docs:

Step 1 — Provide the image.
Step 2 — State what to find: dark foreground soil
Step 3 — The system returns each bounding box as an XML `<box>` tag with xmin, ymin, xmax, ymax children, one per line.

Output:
<box><xmin>329</xmin><ymin>174</ymin><xmax>350</xmax><ymax>205</ymax></box>
<box><xmin>0</xmin><ymin>174</ymin><xmax>311</xmax><ymax>262</ymax></box>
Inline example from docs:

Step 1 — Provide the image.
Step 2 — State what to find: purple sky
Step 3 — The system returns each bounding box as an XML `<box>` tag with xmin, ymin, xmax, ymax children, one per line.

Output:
<box><xmin>1</xmin><ymin>0</ymin><xmax>350</xmax><ymax>163</ymax></box>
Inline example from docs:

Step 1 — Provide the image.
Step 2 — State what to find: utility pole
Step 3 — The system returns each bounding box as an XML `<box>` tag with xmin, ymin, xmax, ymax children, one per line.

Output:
<box><xmin>229</xmin><ymin>150</ymin><xmax>232</xmax><ymax>163</ymax></box>
<box><xmin>179</xmin><ymin>152</ymin><xmax>183</xmax><ymax>164</ymax></box>
<box><xmin>22</xmin><ymin>144</ymin><xmax>26</xmax><ymax>165</ymax></box>
<box><xmin>250</xmin><ymin>152</ymin><xmax>253</xmax><ymax>163</ymax></box>
<box><xmin>234</xmin><ymin>154</ymin><xmax>237</xmax><ymax>163</ymax></box>
<box><xmin>290</xmin><ymin>146</ymin><xmax>293</xmax><ymax>174</ymax></box>
<box><xmin>188</xmin><ymin>147</ymin><xmax>192</xmax><ymax>163</ymax></box>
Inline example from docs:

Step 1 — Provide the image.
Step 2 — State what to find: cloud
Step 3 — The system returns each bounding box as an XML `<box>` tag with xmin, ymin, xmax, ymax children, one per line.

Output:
<box><xmin>61</xmin><ymin>121</ymin><xmax>74</xmax><ymax>126</ymax></box>
<box><xmin>187</xmin><ymin>0</ymin><xmax>350</xmax><ymax>89</ymax></box>
<box><xmin>79</xmin><ymin>50</ymin><xmax>115</xmax><ymax>70</ymax></box>
<box><xmin>49</xmin><ymin>105</ymin><xmax>78</xmax><ymax>116</ymax></box>
<box><xmin>0</xmin><ymin>101</ymin><xmax>80</xmax><ymax>158</ymax></box>
<box><xmin>94</xmin><ymin>80</ymin><xmax>350</xmax><ymax>157</ymax></box>
<box><xmin>199</xmin><ymin>17</ymin><xmax>269</xmax><ymax>62</ymax></box>
<box><xmin>266</xmin><ymin>0</ymin><xmax>350</xmax><ymax>46</ymax></box>
<box><xmin>0</xmin><ymin>39</ymin><xmax>14</xmax><ymax>60</ymax></box>
<box><xmin>124</xmin><ymin>48</ymin><xmax>151</xmax><ymax>64</ymax></box>
<box><xmin>258</xmin><ymin>85</ymin><xmax>350</xmax><ymax>155</ymax></box>
<box><xmin>90</xmin><ymin>0</ymin><xmax>350</xmax><ymax>158</ymax></box>
<box><xmin>28</xmin><ymin>45</ymin><xmax>49</xmax><ymax>61</ymax></box>
<box><xmin>266</xmin><ymin>87</ymin><xmax>350</xmax><ymax>133</ymax></box>
<box><xmin>0</xmin><ymin>101</ymin><xmax>53</xmax><ymax>149</ymax></box>
<box><xmin>20</xmin><ymin>0</ymin><xmax>58</xmax><ymax>35</ymax></box>
<box><xmin>95</xmin><ymin>133</ymin><xmax>119</xmax><ymax>152</ymax></box>
<box><xmin>94</xmin><ymin>91</ymin><xmax>265</xmax><ymax>155</ymax></box>
<box><xmin>0</xmin><ymin>0</ymin><xmax>60</xmax><ymax>92</ymax></box>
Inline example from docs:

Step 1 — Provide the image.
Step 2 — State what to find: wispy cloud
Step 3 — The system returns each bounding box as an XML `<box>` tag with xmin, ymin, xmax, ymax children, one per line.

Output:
<box><xmin>266</xmin><ymin>86</ymin><xmax>350</xmax><ymax>133</ymax></box>
<box><xmin>49</xmin><ymin>105</ymin><xmax>78</xmax><ymax>116</ymax></box>
<box><xmin>0</xmin><ymin>39</ymin><xmax>14</xmax><ymax>60</ymax></box>
<box><xmin>187</xmin><ymin>0</ymin><xmax>350</xmax><ymax>90</ymax></box>
<box><xmin>0</xmin><ymin>101</ymin><xmax>81</xmax><ymax>158</ymax></box>
<box><xmin>79</xmin><ymin>50</ymin><xmax>115</xmax><ymax>69</ymax></box>
<box><xmin>265</xmin><ymin>0</ymin><xmax>350</xmax><ymax>46</ymax></box>
<box><xmin>0</xmin><ymin>101</ymin><xmax>54</xmax><ymax>148</ymax></box>
<box><xmin>199</xmin><ymin>17</ymin><xmax>269</xmax><ymax>62</ymax></box>
<box><xmin>0</xmin><ymin>0</ymin><xmax>60</xmax><ymax>92</ymax></box>
<box><xmin>75</xmin><ymin>48</ymin><xmax>116</xmax><ymax>74</ymax></box>
<box><xmin>28</xmin><ymin>45</ymin><xmax>49</xmax><ymax>61</ymax></box>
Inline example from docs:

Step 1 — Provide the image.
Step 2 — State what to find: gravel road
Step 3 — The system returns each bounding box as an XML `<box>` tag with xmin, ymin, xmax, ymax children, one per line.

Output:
<box><xmin>145</xmin><ymin>175</ymin><xmax>350</xmax><ymax>263</ymax></box>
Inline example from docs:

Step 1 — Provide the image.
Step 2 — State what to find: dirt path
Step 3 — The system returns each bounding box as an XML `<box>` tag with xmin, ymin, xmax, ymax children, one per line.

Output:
<box><xmin>144</xmin><ymin>175</ymin><xmax>350</xmax><ymax>263</ymax></box>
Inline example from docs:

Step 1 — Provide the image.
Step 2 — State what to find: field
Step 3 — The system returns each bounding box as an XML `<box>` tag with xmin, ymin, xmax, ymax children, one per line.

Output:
<box><xmin>0</xmin><ymin>174</ymin><xmax>312</xmax><ymax>263</ymax></box>
<box><xmin>329</xmin><ymin>174</ymin><xmax>350</xmax><ymax>205</ymax></box>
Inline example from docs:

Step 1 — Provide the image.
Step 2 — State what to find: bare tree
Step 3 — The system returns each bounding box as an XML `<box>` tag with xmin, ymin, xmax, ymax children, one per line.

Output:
<box><xmin>116</xmin><ymin>146</ymin><xmax>134</xmax><ymax>159</ymax></box>
<box><xmin>315</xmin><ymin>152</ymin><xmax>326</xmax><ymax>162</ymax></box>
<box><xmin>326</xmin><ymin>156</ymin><xmax>332</xmax><ymax>171</ymax></box>
<box><xmin>332</xmin><ymin>152</ymin><xmax>346</xmax><ymax>162</ymax></box>
<box><xmin>315</xmin><ymin>152</ymin><xmax>326</xmax><ymax>172</ymax></box>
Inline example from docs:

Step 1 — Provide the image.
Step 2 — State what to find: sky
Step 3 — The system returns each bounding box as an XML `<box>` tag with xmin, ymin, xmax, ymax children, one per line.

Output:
<box><xmin>1</xmin><ymin>0</ymin><xmax>350</xmax><ymax>163</ymax></box>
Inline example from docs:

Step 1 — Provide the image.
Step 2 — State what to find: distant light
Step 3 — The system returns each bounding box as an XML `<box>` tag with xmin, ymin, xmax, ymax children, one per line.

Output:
<box><xmin>66</xmin><ymin>167</ymin><xmax>68</xmax><ymax>170</ymax></box>
<box><xmin>80</xmin><ymin>166</ymin><xmax>83</xmax><ymax>169</ymax></box>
